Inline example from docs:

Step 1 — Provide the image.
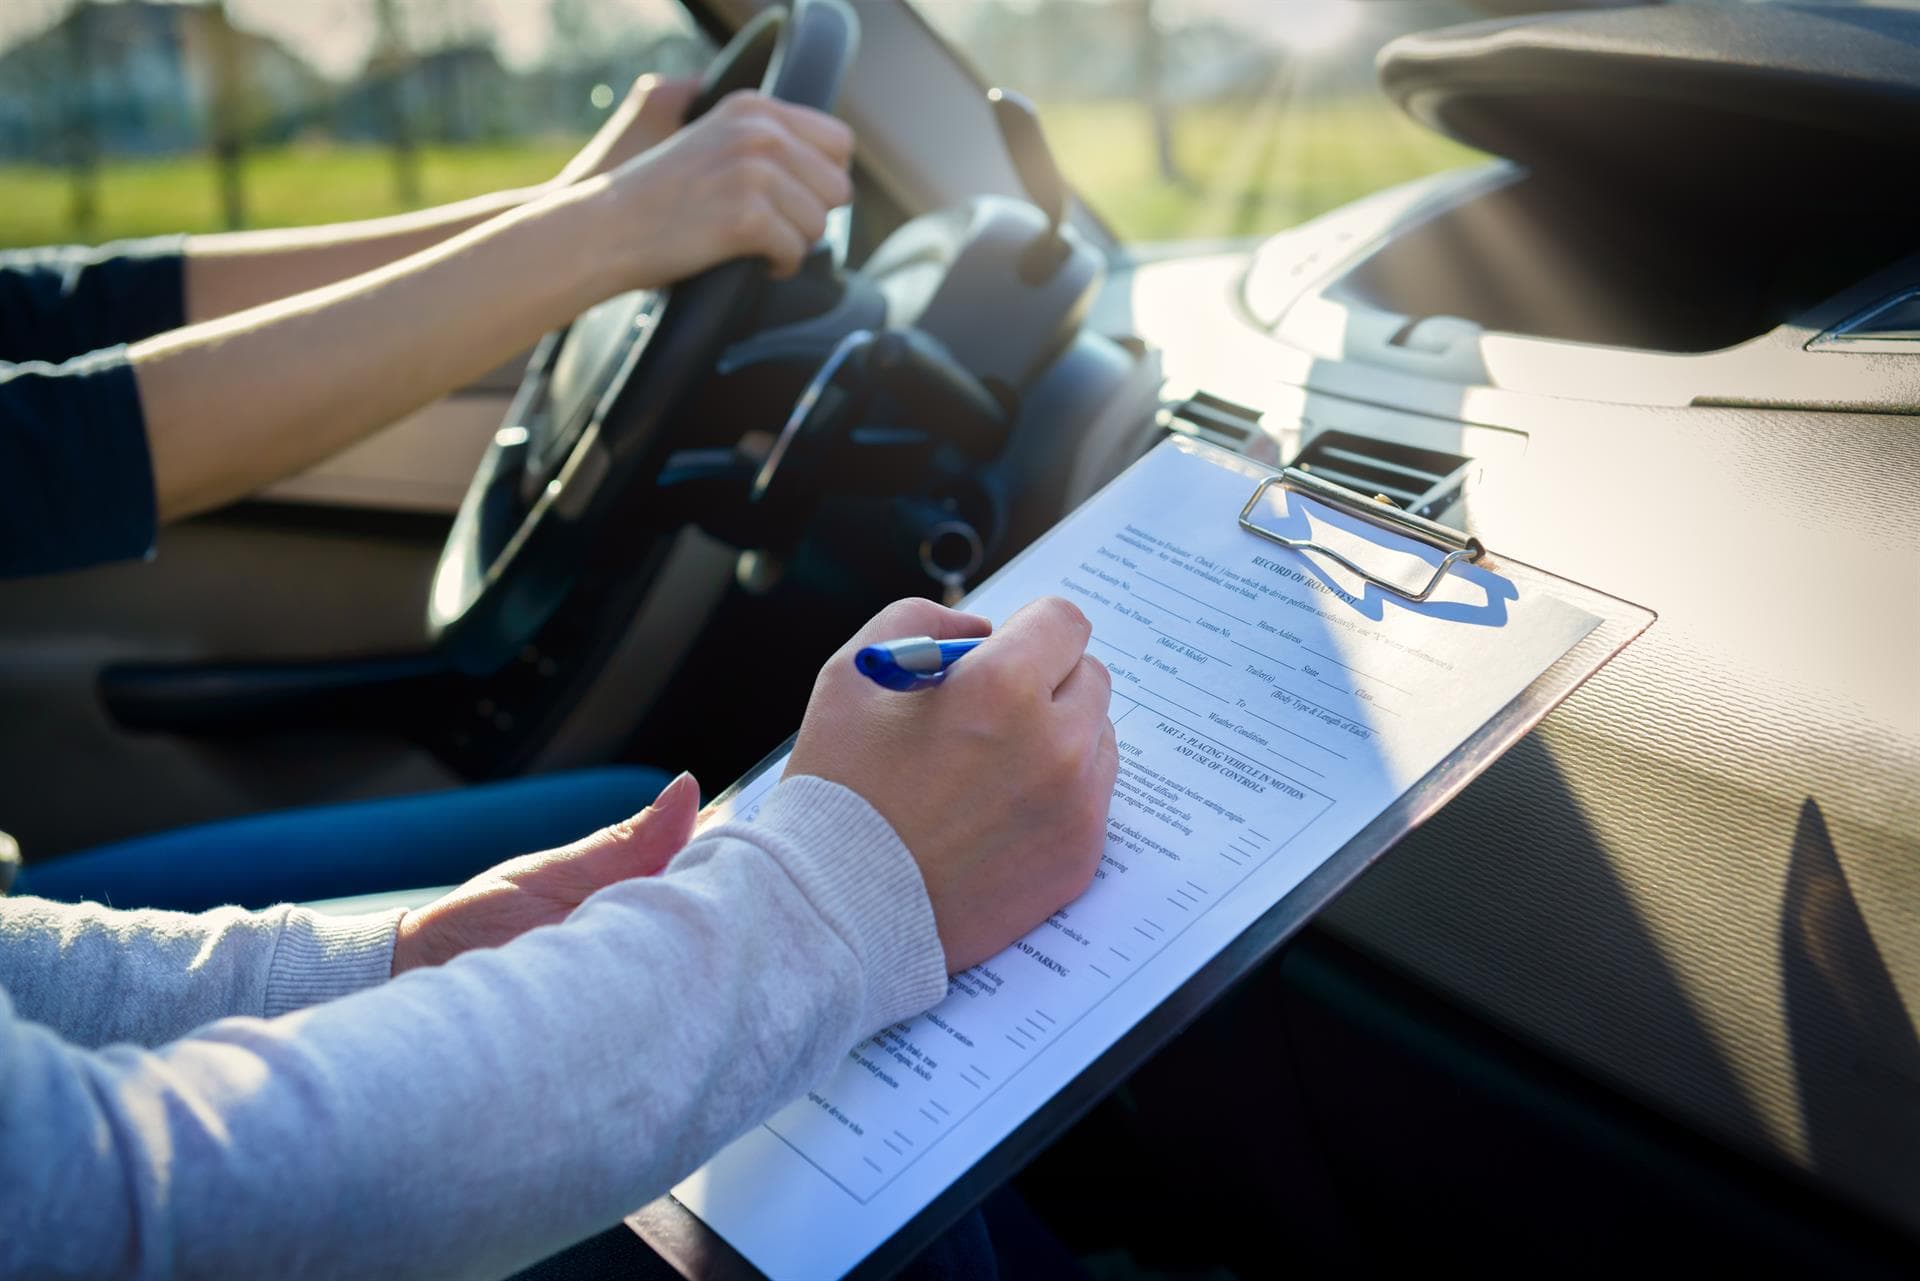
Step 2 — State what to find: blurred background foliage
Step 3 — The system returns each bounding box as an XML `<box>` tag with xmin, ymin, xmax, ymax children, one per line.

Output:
<box><xmin>0</xmin><ymin>0</ymin><xmax>1483</xmax><ymax>251</ymax></box>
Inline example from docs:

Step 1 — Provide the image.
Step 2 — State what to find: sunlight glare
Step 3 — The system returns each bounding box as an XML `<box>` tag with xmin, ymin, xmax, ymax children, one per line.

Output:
<box><xmin>1269</xmin><ymin>0</ymin><xmax>1364</xmax><ymax>56</ymax></box>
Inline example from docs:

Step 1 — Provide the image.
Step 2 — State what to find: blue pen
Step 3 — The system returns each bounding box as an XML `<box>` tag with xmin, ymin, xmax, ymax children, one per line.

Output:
<box><xmin>854</xmin><ymin>636</ymin><xmax>986</xmax><ymax>690</ymax></box>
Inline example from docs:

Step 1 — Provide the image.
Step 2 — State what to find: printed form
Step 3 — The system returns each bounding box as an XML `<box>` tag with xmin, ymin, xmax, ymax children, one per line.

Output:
<box><xmin>672</xmin><ymin>439</ymin><xmax>1600</xmax><ymax>1278</ymax></box>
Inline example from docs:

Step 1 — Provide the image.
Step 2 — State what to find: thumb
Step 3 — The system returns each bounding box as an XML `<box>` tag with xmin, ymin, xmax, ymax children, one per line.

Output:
<box><xmin>605</xmin><ymin>771</ymin><xmax>702</xmax><ymax>876</ymax></box>
<box><xmin>557</xmin><ymin>771</ymin><xmax>702</xmax><ymax>888</ymax></box>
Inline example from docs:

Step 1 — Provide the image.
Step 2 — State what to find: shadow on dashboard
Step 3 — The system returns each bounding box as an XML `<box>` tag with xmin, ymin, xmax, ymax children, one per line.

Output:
<box><xmin>1781</xmin><ymin>797</ymin><xmax>1920</xmax><ymax>1216</ymax></box>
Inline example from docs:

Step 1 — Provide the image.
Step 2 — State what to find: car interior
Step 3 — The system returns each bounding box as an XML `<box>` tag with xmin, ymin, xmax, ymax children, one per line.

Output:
<box><xmin>2</xmin><ymin>0</ymin><xmax>1915</xmax><ymax>1275</ymax></box>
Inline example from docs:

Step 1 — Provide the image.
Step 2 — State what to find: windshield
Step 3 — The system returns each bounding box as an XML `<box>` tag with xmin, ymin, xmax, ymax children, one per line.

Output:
<box><xmin>918</xmin><ymin>0</ymin><xmax>1919</xmax><ymax>248</ymax></box>
<box><xmin>912</xmin><ymin>0</ymin><xmax>1490</xmax><ymax>246</ymax></box>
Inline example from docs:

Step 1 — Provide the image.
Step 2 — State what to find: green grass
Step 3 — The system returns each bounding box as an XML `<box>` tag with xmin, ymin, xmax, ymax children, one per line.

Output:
<box><xmin>0</xmin><ymin>100</ymin><xmax>1480</xmax><ymax>250</ymax></box>
<box><xmin>0</xmin><ymin>139</ymin><xmax>580</xmax><ymax>248</ymax></box>
<box><xmin>1037</xmin><ymin>98</ymin><xmax>1482</xmax><ymax>241</ymax></box>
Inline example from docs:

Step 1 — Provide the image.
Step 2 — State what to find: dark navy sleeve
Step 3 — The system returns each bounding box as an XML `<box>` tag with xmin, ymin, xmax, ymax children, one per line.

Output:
<box><xmin>0</xmin><ymin>347</ymin><xmax>158</xmax><ymax>578</ymax></box>
<box><xmin>0</xmin><ymin>236</ymin><xmax>187</xmax><ymax>365</ymax></box>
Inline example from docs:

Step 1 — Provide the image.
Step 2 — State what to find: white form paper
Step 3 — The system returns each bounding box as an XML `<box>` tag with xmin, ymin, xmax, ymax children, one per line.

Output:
<box><xmin>671</xmin><ymin>439</ymin><xmax>1600</xmax><ymax>1278</ymax></box>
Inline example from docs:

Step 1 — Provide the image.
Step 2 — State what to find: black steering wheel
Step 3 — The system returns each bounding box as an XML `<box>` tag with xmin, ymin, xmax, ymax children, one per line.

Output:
<box><xmin>427</xmin><ymin>0</ymin><xmax>860</xmax><ymax>675</ymax></box>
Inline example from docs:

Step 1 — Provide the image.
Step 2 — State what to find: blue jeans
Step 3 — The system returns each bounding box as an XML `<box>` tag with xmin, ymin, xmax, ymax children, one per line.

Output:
<box><xmin>17</xmin><ymin>766</ymin><xmax>671</xmax><ymax>911</ymax></box>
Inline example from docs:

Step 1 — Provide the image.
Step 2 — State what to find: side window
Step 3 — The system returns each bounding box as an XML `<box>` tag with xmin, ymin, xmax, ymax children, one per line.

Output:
<box><xmin>0</xmin><ymin>0</ymin><xmax>710</xmax><ymax>250</ymax></box>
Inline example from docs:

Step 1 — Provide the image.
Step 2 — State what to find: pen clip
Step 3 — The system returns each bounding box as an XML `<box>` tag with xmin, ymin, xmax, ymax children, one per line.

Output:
<box><xmin>1238</xmin><ymin>467</ymin><xmax>1485</xmax><ymax>604</ymax></box>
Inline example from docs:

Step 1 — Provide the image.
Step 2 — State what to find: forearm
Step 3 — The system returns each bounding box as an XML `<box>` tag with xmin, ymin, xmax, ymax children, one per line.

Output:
<box><xmin>133</xmin><ymin>178</ymin><xmax>622</xmax><ymax>522</ymax></box>
<box><xmin>2</xmin><ymin>778</ymin><xmax>946</xmax><ymax>1280</ymax></box>
<box><xmin>178</xmin><ymin>70</ymin><xmax>701</xmax><ymax>325</ymax></box>
<box><xmin>0</xmin><ymin>896</ymin><xmax>399</xmax><ymax>1048</ymax></box>
<box><xmin>183</xmin><ymin>184</ymin><xmax>550</xmax><ymax>323</ymax></box>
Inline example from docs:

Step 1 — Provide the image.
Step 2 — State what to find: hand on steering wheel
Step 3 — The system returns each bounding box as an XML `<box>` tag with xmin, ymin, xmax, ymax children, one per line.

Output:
<box><xmin>428</xmin><ymin>0</ymin><xmax>862</xmax><ymax>675</ymax></box>
<box><xmin>589</xmin><ymin>92</ymin><xmax>852</xmax><ymax>287</ymax></box>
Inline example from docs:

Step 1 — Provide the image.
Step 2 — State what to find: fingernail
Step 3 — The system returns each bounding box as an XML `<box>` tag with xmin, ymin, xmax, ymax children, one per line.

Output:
<box><xmin>657</xmin><ymin>771</ymin><xmax>698</xmax><ymax>810</ymax></box>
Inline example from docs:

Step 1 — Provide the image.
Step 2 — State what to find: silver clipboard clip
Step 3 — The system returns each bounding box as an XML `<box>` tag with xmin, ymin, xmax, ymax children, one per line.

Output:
<box><xmin>1239</xmin><ymin>466</ymin><xmax>1486</xmax><ymax>604</ymax></box>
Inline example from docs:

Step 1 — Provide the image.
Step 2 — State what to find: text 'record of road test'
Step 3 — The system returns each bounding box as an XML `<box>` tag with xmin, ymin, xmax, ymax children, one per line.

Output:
<box><xmin>672</xmin><ymin>437</ymin><xmax>1605</xmax><ymax>1279</ymax></box>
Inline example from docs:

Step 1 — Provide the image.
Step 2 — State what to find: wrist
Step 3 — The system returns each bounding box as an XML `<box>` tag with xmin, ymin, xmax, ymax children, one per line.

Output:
<box><xmin>750</xmin><ymin>776</ymin><xmax>950</xmax><ymax>1028</ymax></box>
<box><xmin>566</xmin><ymin>172</ymin><xmax>661</xmax><ymax>294</ymax></box>
<box><xmin>515</xmin><ymin>177</ymin><xmax>646</xmax><ymax>316</ymax></box>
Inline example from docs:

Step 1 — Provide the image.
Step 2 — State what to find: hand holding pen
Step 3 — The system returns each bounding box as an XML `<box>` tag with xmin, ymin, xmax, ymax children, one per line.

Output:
<box><xmin>786</xmin><ymin>596</ymin><xmax>1117</xmax><ymax>971</ymax></box>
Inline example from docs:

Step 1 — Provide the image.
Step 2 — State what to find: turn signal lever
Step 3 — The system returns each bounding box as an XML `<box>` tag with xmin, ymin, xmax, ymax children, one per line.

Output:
<box><xmin>988</xmin><ymin>87</ymin><xmax>1073</xmax><ymax>284</ymax></box>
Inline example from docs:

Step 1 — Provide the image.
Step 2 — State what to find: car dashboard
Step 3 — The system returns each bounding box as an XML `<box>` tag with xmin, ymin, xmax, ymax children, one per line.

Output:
<box><xmin>1087</xmin><ymin>103</ymin><xmax>1920</xmax><ymax>1267</ymax></box>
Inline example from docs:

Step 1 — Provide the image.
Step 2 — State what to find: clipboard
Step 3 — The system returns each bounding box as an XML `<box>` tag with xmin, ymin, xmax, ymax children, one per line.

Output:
<box><xmin>629</xmin><ymin>435</ymin><xmax>1654</xmax><ymax>1279</ymax></box>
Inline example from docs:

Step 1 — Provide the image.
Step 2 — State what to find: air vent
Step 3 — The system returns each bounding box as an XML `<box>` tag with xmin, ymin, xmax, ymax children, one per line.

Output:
<box><xmin>1160</xmin><ymin>391</ymin><xmax>1265</xmax><ymax>451</ymax></box>
<box><xmin>1287</xmin><ymin>429</ymin><xmax>1471</xmax><ymax>522</ymax></box>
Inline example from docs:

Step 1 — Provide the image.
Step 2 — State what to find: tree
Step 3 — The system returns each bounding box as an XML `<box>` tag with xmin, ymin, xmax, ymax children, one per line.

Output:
<box><xmin>56</xmin><ymin>0</ymin><xmax>100</xmax><ymax>238</ymax></box>
<box><xmin>370</xmin><ymin>0</ymin><xmax>421</xmax><ymax>206</ymax></box>
<box><xmin>1134</xmin><ymin>0</ymin><xmax>1184</xmax><ymax>187</ymax></box>
<box><xmin>205</xmin><ymin>2</ymin><xmax>252</xmax><ymax>229</ymax></box>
